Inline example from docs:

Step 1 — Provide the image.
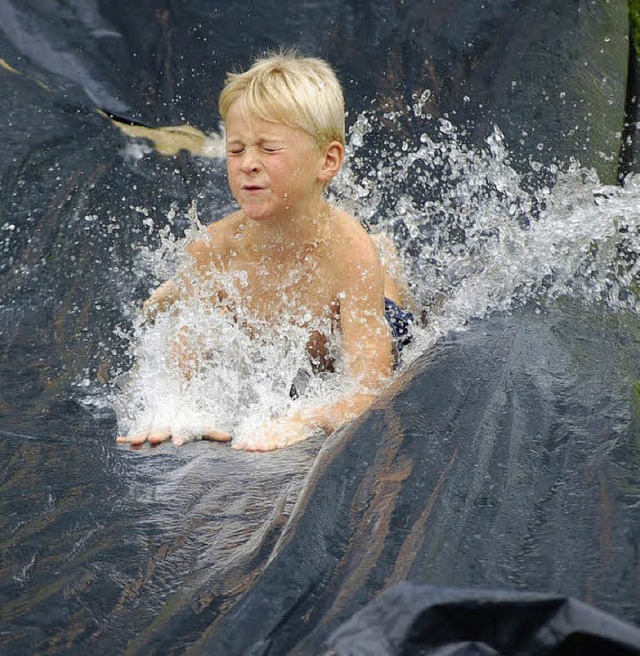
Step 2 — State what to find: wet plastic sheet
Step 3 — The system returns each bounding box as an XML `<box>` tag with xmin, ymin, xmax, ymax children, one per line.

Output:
<box><xmin>329</xmin><ymin>582</ymin><xmax>640</xmax><ymax>655</ymax></box>
<box><xmin>0</xmin><ymin>0</ymin><xmax>629</xmax><ymax>174</ymax></box>
<box><xmin>4</xmin><ymin>305</ymin><xmax>640</xmax><ymax>656</ymax></box>
<box><xmin>0</xmin><ymin>1</ymin><xmax>639</xmax><ymax>655</ymax></box>
<box><xmin>0</xmin><ymin>0</ymin><xmax>631</xmax><ymax>402</ymax></box>
<box><xmin>140</xmin><ymin>304</ymin><xmax>640</xmax><ymax>656</ymax></box>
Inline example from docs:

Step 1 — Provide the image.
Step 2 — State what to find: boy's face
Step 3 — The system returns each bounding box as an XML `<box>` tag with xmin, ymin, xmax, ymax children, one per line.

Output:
<box><xmin>225</xmin><ymin>101</ymin><xmax>330</xmax><ymax>223</ymax></box>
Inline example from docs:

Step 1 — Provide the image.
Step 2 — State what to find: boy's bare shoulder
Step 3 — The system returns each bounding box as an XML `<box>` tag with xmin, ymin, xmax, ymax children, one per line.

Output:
<box><xmin>187</xmin><ymin>210</ymin><xmax>243</xmax><ymax>265</ymax></box>
<box><xmin>328</xmin><ymin>208</ymin><xmax>380</xmax><ymax>266</ymax></box>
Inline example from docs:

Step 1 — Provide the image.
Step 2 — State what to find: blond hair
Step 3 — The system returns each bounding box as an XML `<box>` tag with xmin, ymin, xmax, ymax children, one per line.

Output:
<box><xmin>219</xmin><ymin>50</ymin><xmax>345</xmax><ymax>148</ymax></box>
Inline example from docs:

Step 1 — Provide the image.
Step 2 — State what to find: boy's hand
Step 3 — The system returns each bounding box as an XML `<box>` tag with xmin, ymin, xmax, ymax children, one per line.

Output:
<box><xmin>142</xmin><ymin>279</ymin><xmax>180</xmax><ymax>322</ymax></box>
<box><xmin>141</xmin><ymin>296</ymin><xmax>162</xmax><ymax>322</ymax></box>
<box><xmin>232</xmin><ymin>396</ymin><xmax>372</xmax><ymax>452</ymax></box>
<box><xmin>116</xmin><ymin>427</ymin><xmax>232</xmax><ymax>448</ymax></box>
<box><xmin>232</xmin><ymin>416</ymin><xmax>316</xmax><ymax>452</ymax></box>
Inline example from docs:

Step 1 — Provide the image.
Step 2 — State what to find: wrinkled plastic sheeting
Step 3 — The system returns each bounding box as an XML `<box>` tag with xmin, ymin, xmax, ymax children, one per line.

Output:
<box><xmin>127</xmin><ymin>304</ymin><xmax>640</xmax><ymax>656</ymax></box>
<box><xmin>0</xmin><ymin>0</ymin><xmax>628</xmax><ymax>175</ymax></box>
<box><xmin>329</xmin><ymin>583</ymin><xmax>640</xmax><ymax>656</ymax></box>
<box><xmin>0</xmin><ymin>0</ymin><xmax>630</xmax><ymax>394</ymax></box>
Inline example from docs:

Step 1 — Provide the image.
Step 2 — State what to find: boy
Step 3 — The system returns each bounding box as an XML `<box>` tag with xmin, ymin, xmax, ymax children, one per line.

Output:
<box><xmin>117</xmin><ymin>51</ymin><xmax>413</xmax><ymax>451</ymax></box>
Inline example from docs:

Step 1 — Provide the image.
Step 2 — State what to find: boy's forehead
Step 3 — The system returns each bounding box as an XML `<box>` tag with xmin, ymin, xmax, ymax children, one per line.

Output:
<box><xmin>225</xmin><ymin>109</ymin><xmax>303</xmax><ymax>141</ymax></box>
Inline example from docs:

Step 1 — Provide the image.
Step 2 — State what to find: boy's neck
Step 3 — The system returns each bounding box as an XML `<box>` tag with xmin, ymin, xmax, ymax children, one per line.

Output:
<box><xmin>244</xmin><ymin>200</ymin><xmax>332</xmax><ymax>252</ymax></box>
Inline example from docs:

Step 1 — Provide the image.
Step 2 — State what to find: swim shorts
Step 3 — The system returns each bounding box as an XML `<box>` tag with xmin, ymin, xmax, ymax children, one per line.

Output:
<box><xmin>289</xmin><ymin>298</ymin><xmax>414</xmax><ymax>399</ymax></box>
<box><xmin>385</xmin><ymin>297</ymin><xmax>414</xmax><ymax>355</ymax></box>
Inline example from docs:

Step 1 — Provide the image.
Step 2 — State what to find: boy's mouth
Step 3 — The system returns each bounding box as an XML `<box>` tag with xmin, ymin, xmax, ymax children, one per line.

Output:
<box><xmin>242</xmin><ymin>184</ymin><xmax>265</xmax><ymax>193</ymax></box>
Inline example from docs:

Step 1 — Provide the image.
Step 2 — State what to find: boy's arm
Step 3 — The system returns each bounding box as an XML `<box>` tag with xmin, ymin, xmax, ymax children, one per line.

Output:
<box><xmin>297</xmin><ymin>242</ymin><xmax>393</xmax><ymax>431</ymax></box>
<box><xmin>118</xmin><ymin>224</ymin><xmax>230</xmax><ymax>447</ymax></box>
<box><xmin>142</xmin><ymin>227</ymin><xmax>223</xmax><ymax>320</ymax></box>
<box><xmin>236</xmin><ymin>237</ymin><xmax>393</xmax><ymax>451</ymax></box>
<box><xmin>142</xmin><ymin>278</ymin><xmax>181</xmax><ymax>320</ymax></box>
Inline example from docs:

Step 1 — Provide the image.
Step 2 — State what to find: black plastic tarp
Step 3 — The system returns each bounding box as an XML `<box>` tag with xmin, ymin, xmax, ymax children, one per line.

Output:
<box><xmin>171</xmin><ymin>304</ymin><xmax>640</xmax><ymax>656</ymax></box>
<box><xmin>1</xmin><ymin>2</ymin><xmax>640</xmax><ymax>655</ymax></box>
<box><xmin>0</xmin><ymin>0</ymin><xmax>630</xmax><ymax>175</ymax></box>
<box><xmin>329</xmin><ymin>583</ymin><xmax>640</xmax><ymax>656</ymax></box>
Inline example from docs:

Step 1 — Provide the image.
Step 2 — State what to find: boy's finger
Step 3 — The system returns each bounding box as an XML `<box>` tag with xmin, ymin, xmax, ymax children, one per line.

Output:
<box><xmin>232</xmin><ymin>441</ymin><xmax>277</xmax><ymax>452</ymax></box>
<box><xmin>116</xmin><ymin>432</ymin><xmax>148</xmax><ymax>446</ymax></box>
<box><xmin>202</xmin><ymin>428</ymin><xmax>232</xmax><ymax>442</ymax></box>
<box><xmin>130</xmin><ymin>433</ymin><xmax>149</xmax><ymax>445</ymax></box>
<box><xmin>148</xmin><ymin>430</ymin><xmax>172</xmax><ymax>445</ymax></box>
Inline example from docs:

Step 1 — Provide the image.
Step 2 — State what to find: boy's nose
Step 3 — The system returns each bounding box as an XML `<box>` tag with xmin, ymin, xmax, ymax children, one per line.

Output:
<box><xmin>240</xmin><ymin>152</ymin><xmax>261</xmax><ymax>173</ymax></box>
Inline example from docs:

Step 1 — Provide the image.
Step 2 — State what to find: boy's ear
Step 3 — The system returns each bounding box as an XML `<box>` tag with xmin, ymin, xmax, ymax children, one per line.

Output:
<box><xmin>318</xmin><ymin>141</ymin><xmax>344</xmax><ymax>184</ymax></box>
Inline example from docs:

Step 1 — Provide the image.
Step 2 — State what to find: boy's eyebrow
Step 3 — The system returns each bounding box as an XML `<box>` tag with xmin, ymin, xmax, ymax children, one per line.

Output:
<box><xmin>225</xmin><ymin>135</ymin><xmax>285</xmax><ymax>145</ymax></box>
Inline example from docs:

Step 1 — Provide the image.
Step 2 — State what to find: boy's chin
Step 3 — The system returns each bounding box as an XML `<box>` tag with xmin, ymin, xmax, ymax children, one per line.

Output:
<box><xmin>243</xmin><ymin>211</ymin><xmax>275</xmax><ymax>222</ymax></box>
<box><xmin>237</xmin><ymin>200</ymin><xmax>269</xmax><ymax>219</ymax></box>
<box><xmin>241</xmin><ymin>206</ymin><xmax>284</xmax><ymax>223</ymax></box>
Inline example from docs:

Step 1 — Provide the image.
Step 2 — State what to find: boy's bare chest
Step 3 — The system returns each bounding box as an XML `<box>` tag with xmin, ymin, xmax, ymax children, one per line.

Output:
<box><xmin>222</xmin><ymin>251</ymin><xmax>336</xmax><ymax>326</ymax></box>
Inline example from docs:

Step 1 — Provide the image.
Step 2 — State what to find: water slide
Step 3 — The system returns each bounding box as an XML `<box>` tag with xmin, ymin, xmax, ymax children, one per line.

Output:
<box><xmin>2</xmin><ymin>1</ymin><xmax>640</xmax><ymax>654</ymax></box>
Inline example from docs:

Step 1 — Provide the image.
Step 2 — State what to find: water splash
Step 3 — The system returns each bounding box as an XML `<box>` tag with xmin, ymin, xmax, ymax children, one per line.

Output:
<box><xmin>109</xmin><ymin>98</ymin><xmax>640</xmax><ymax>441</ymax></box>
<box><xmin>111</xmin><ymin>205</ymin><xmax>348</xmax><ymax>444</ymax></box>
<box><xmin>113</xmin><ymin>293</ymin><xmax>346</xmax><ymax>444</ymax></box>
<box><xmin>333</xmin><ymin>100</ymin><xmax>640</xmax><ymax>352</ymax></box>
